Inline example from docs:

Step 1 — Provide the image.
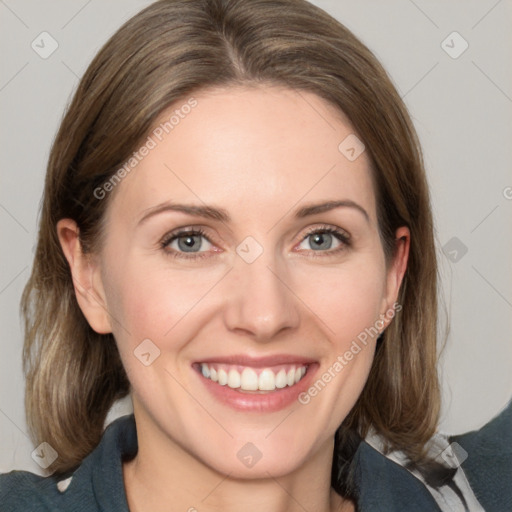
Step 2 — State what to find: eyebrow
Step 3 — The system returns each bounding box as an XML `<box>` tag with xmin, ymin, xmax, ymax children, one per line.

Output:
<box><xmin>295</xmin><ymin>200</ymin><xmax>369</xmax><ymax>222</ymax></box>
<box><xmin>137</xmin><ymin>199</ymin><xmax>369</xmax><ymax>226</ymax></box>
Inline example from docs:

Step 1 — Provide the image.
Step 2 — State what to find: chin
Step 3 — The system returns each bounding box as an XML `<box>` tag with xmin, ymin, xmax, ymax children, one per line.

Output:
<box><xmin>188</xmin><ymin>425</ymin><xmax>328</xmax><ymax>480</ymax></box>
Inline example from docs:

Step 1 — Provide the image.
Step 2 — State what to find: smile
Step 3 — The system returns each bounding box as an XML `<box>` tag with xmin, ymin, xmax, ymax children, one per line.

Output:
<box><xmin>193</xmin><ymin>355</ymin><xmax>318</xmax><ymax>412</ymax></box>
<box><xmin>199</xmin><ymin>363</ymin><xmax>308</xmax><ymax>392</ymax></box>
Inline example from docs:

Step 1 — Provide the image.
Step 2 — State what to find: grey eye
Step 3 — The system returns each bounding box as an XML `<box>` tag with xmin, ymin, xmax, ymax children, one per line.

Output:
<box><xmin>308</xmin><ymin>232</ymin><xmax>335</xmax><ymax>250</ymax></box>
<box><xmin>163</xmin><ymin>230</ymin><xmax>214</xmax><ymax>254</ymax></box>
<box><xmin>297</xmin><ymin>231</ymin><xmax>342</xmax><ymax>252</ymax></box>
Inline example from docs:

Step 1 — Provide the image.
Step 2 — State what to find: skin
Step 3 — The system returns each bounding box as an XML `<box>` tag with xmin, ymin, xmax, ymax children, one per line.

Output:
<box><xmin>58</xmin><ymin>85</ymin><xmax>409</xmax><ymax>512</ymax></box>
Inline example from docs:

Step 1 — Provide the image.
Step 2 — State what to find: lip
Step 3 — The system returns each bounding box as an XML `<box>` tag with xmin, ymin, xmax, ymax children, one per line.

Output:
<box><xmin>194</xmin><ymin>354</ymin><xmax>316</xmax><ymax>367</ymax></box>
<box><xmin>192</xmin><ymin>354</ymin><xmax>319</xmax><ymax>413</ymax></box>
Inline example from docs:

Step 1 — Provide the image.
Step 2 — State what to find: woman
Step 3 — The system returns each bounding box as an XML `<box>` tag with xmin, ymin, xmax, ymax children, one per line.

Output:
<box><xmin>1</xmin><ymin>0</ymin><xmax>510</xmax><ymax>510</ymax></box>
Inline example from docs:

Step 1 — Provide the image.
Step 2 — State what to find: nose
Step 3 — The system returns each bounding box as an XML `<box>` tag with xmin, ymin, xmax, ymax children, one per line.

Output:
<box><xmin>223</xmin><ymin>249</ymin><xmax>300</xmax><ymax>342</ymax></box>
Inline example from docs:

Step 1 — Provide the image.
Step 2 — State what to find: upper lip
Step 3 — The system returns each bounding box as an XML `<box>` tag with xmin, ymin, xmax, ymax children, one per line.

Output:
<box><xmin>194</xmin><ymin>354</ymin><xmax>316</xmax><ymax>368</ymax></box>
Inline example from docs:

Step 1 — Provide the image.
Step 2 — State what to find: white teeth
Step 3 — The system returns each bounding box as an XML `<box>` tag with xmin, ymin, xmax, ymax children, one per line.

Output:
<box><xmin>227</xmin><ymin>368</ymin><xmax>241</xmax><ymax>388</ymax></box>
<box><xmin>218</xmin><ymin>368</ymin><xmax>228</xmax><ymax>386</ymax></box>
<box><xmin>240</xmin><ymin>368</ymin><xmax>259</xmax><ymax>390</ymax></box>
<box><xmin>275</xmin><ymin>369</ymin><xmax>287</xmax><ymax>389</ymax></box>
<box><xmin>199</xmin><ymin>363</ymin><xmax>308</xmax><ymax>391</ymax></box>
<box><xmin>258</xmin><ymin>369</ymin><xmax>275</xmax><ymax>391</ymax></box>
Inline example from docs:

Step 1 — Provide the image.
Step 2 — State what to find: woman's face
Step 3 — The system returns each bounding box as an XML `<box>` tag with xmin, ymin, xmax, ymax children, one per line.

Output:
<box><xmin>66</xmin><ymin>85</ymin><xmax>408</xmax><ymax>478</ymax></box>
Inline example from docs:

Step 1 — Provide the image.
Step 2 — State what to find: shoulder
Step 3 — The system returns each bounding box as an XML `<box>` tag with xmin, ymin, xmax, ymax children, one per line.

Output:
<box><xmin>0</xmin><ymin>414</ymin><xmax>137</xmax><ymax>512</ymax></box>
<box><xmin>0</xmin><ymin>469</ymin><xmax>61</xmax><ymax>511</ymax></box>
<box><xmin>357</xmin><ymin>398</ymin><xmax>512</xmax><ymax>511</ymax></box>
<box><xmin>451</xmin><ymin>398</ymin><xmax>512</xmax><ymax>511</ymax></box>
<box><xmin>352</xmin><ymin>441</ymin><xmax>445</xmax><ymax>511</ymax></box>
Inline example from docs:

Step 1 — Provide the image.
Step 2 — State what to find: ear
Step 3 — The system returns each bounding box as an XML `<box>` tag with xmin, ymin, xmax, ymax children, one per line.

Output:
<box><xmin>379</xmin><ymin>226</ymin><xmax>410</xmax><ymax>329</ymax></box>
<box><xmin>57</xmin><ymin>218</ymin><xmax>112</xmax><ymax>334</ymax></box>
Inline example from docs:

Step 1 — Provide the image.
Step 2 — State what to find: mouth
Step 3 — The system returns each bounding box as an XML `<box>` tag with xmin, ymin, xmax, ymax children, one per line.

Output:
<box><xmin>192</xmin><ymin>355</ymin><xmax>318</xmax><ymax>412</ymax></box>
<box><xmin>195</xmin><ymin>362</ymin><xmax>308</xmax><ymax>392</ymax></box>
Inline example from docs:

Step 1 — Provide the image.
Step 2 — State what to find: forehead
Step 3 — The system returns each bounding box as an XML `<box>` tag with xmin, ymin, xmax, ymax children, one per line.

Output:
<box><xmin>107</xmin><ymin>85</ymin><xmax>376</xmax><ymax>228</ymax></box>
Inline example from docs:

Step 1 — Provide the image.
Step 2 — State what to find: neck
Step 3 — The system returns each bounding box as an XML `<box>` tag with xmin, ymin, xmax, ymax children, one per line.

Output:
<box><xmin>122</xmin><ymin>412</ymin><xmax>353</xmax><ymax>512</ymax></box>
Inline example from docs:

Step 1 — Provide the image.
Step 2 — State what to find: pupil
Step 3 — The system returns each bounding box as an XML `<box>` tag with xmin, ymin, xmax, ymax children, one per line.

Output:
<box><xmin>179</xmin><ymin>235</ymin><xmax>200</xmax><ymax>252</ymax></box>
<box><xmin>311</xmin><ymin>233</ymin><xmax>331</xmax><ymax>250</ymax></box>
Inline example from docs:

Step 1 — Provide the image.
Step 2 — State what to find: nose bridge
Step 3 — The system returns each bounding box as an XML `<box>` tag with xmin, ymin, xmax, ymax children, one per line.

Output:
<box><xmin>223</xmin><ymin>240</ymin><xmax>300</xmax><ymax>340</ymax></box>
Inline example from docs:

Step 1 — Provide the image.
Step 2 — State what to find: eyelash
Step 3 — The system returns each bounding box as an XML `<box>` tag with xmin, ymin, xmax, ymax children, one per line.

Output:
<box><xmin>160</xmin><ymin>225</ymin><xmax>351</xmax><ymax>260</ymax></box>
<box><xmin>160</xmin><ymin>228</ymin><xmax>213</xmax><ymax>261</ymax></box>
<box><xmin>301</xmin><ymin>225</ymin><xmax>351</xmax><ymax>258</ymax></box>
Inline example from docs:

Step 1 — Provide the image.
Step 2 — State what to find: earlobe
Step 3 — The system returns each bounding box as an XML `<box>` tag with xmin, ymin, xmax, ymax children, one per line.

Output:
<box><xmin>56</xmin><ymin>219</ymin><xmax>112</xmax><ymax>334</ymax></box>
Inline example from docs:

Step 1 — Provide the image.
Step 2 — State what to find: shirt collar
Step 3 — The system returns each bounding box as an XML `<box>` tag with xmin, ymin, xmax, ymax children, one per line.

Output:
<box><xmin>84</xmin><ymin>413</ymin><xmax>440</xmax><ymax>511</ymax></box>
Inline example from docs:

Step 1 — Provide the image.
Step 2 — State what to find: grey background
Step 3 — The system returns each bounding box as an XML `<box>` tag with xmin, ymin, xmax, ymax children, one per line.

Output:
<box><xmin>1</xmin><ymin>0</ymin><xmax>511</xmax><ymax>474</ymax></box>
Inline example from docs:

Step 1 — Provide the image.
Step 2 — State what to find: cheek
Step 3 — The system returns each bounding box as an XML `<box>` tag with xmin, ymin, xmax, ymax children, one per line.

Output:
<box><xmin>102</xmin><ymin>254</ymin><xmax>227</xmax><ymax>352</ymax></box>
<box><xmin>294</xmin><ymin>257</ymin><xmax>386</xmax><ymax>344</ymax></box>
<box><xmin>106</xmin><ymin>246</ymin><xmax>387</xmax><ymax>357</ymax></box>
<box><xmin>296</xmin><ymin>265</ymin><xmax>382</xmax><ymax>428</ymax></box>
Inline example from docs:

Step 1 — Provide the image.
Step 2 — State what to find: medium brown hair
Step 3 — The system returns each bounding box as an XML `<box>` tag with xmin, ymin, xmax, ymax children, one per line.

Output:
<box><xmin>22</xmin><ymin>0</ymin><xmax>442</xmax><ymax>489</ymax></box>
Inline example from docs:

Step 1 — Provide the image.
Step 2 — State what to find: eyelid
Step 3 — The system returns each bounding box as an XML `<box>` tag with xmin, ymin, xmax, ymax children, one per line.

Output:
<box><xmin>160</xmin><ymin>226</ymin><xmax>215</xmax><ymax>246</ymax></box>
<box><xmin>160</xmin><ymin>223</ymin><xmax>351</xmax><ymax>260</ymax></box>
<box><xmin>293</xmin><ymin>224</ymin><xmax>351</xmax><ymax>255</ymax></box>
<box><xmin>159</xmin><ymin>226</ymin><xmax>220</xmax><ymax>260</ymax></box>
<box><xmin>299</xmin><ymin>223</ymin><xmax>351</xmax><ymax>242</ymax></box>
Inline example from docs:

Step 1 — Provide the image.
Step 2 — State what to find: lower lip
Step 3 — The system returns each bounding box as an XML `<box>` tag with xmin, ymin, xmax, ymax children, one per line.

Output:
<box><xmin>194</xmin><ymin>364</ymin><xmax>319</xmax><ymax>413</ymax></box>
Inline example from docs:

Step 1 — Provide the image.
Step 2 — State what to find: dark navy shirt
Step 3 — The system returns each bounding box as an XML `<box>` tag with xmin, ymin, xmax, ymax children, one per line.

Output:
<box><xmin>1</xmin><ymin>401</ymin><xmax>511</xmax><ymax>511</ymax></box>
